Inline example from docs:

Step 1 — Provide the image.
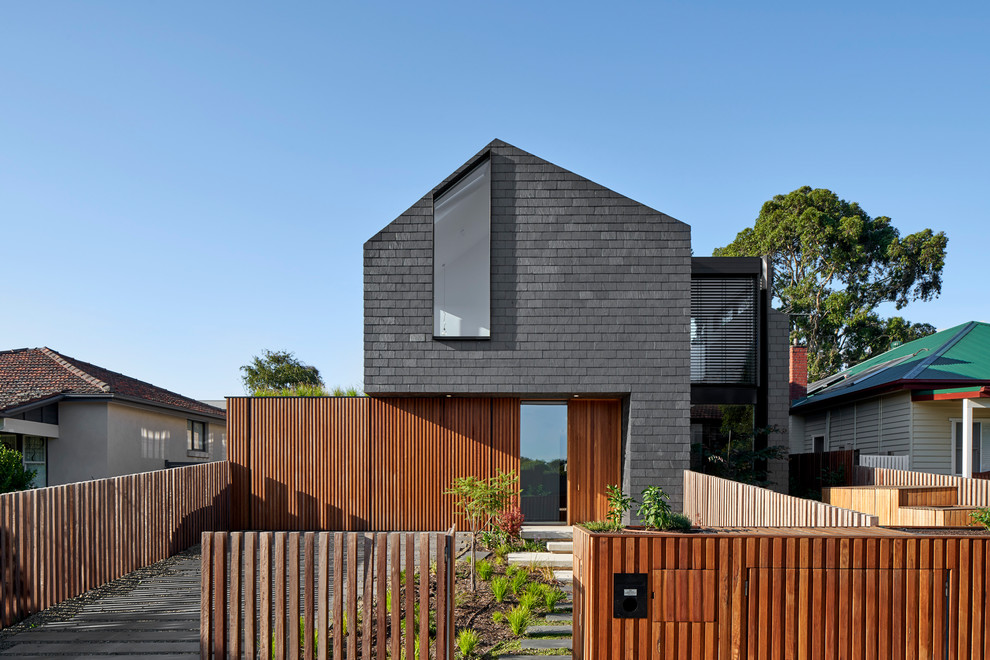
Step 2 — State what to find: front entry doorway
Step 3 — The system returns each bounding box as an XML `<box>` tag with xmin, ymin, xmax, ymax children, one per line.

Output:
<box><xmin>520</xmin><ymin>402</ymin><xmax>568</xmax><ymax>523</ymax></box>
<box><xmin>519</xmin><ymin>399</ymin><xmax>623</xmax><ymax>525</ymax></box>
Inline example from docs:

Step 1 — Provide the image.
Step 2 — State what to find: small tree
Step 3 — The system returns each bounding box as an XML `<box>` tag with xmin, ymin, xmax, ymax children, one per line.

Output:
<box><xmin>240</xmin><ymin>350</ymin><xmax>323</xmax><ymax>393</ymax></box>
<box><xmin>0</xmin><ymin>446</ymin><xmax>36</xmax><ymax>493</ymax></box>
<box><xmin>445</xmin><ymin>470</ymin><xmax>518</xmax><ymax>591</ymax></box>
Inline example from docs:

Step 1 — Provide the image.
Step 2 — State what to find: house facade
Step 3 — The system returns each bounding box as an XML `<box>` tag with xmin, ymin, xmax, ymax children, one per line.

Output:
<box><xmin>364</xmin><ymin>139</ymin><xmax>789</xmax><ymax>521</ymax></box>
<box><xmin>0</xmin><ymin>347</ymin><xmax>226</xmax><ymax>486</ymax></box>
<box><xmin>789</xmin><ymin>321</ymin><xmax>990</xmax><ymax>477</ymax></box>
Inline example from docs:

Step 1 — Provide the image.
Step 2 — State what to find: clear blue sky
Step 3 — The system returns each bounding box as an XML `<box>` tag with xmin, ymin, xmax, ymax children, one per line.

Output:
<box><xmin>2</xmin><ymin>2</ymin><xmax>987</xmax><ymax>399</ymax></box>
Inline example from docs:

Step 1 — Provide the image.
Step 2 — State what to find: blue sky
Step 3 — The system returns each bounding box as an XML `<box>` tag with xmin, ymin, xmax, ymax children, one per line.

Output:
<box><xmin>2</xmin><ymin>2</ymin><xmax>987</xmax><ymax>399</ymax></box>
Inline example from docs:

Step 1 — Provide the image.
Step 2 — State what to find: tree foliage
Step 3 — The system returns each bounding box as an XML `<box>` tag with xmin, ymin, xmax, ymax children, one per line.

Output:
<box><xmin>240</xmin><ymin>350</ymin><xmax>323</xmax><ymax>393</ymax></box>
<box><xmin>0</xmin><ymin>446</ymin><xmax>36</xmax><ymax>493</ymax></box>
<box><xmin>445</xmin><ymin>470</ymin><xmax>518</xmax><ymax>591</ymax></box>
<box><xmin>714</xmin><ymin>186</ymin><xmax>947</xmax><ymax>381</ymax></box>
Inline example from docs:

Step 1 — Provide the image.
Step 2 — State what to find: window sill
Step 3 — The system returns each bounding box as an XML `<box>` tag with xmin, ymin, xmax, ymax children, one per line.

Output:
<box><xmin>187</xmin><ymin>450</ymin><xmax>210</xmax><ymax>459</ymax></box>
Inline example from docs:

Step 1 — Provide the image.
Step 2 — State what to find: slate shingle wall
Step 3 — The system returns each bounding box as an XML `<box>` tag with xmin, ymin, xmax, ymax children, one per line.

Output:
<box><xmin>364</xmin><ymin>140</ymin><xmax>692</xmax><ymax>511</ymax></box>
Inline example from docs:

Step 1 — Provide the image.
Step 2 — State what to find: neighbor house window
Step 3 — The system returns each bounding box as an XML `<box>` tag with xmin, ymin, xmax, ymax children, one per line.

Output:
<box><xmin>952</xmin><ymin>420</ymin><xmax>985</xmax><ymax>474</ymax></box>
<box><xmin>690</xmin><ymin>276</ymin><xmax>758</xmax><ymax>385</ymax></box>
<box><xmin>187</xmin><ymin>420</ymin><xmax>207</xmax><ymax>452</ymax></box>
<box><xmin>433</xmin><ymin>157</ymin><xmax>491</xmax><ymax>338</ymax></box>
<box><xmin>22</xmin><ymin>436</ymin><xmax>47</xmax><ymax>488</ymax></box>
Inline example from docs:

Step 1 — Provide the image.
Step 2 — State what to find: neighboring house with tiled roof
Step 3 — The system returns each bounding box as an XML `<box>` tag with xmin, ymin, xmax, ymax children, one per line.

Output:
<box><xmin>0</xmin><ymin>348</ymin><xmax>225</xmax><ymax>487</ymax></box>
<box><xmin>789</xmin><ymin>322</ymin><xmax>990</xmax><ymax>476</ymax></box>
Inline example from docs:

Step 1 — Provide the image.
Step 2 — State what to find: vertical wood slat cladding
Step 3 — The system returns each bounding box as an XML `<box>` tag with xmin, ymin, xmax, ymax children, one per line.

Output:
<box><xmin>572</xmin><ymin>526</ymin><xmax>990</xmax><ymax>660</ymax></box>
<box><xmin>685</xmin><ymin>470</ymin><xmax>879</xmax><ymax>527</ymax></box>
<box><xmin>201</xmin><ymin>529</ymin><xmax>456</xmax><ymax>659</ymax></box>
<box><xmin>228</xmin><ymin>397</ymin><xmax>522</xmax><ymax>531</ymax></box>
<box><xmin>568</xmin><ymin>400</ymin><xmax>622</xmax><ymax>524</ymax></box>
<box><xmin>0</xmin><ymin>462</ymin><xmax>230</xmax><ymax>631</ymax></box>
<box><xmin>855</xmin><ymin>465</ymin><xmax>990</xmax><ymax>507</ymax></box>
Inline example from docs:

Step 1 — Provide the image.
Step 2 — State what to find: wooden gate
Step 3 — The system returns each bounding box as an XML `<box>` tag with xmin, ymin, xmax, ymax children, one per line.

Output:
<box><xmin>567</xmin><ymin>399</ymin><xmax>621</xmax><ymax>524</ymax></box>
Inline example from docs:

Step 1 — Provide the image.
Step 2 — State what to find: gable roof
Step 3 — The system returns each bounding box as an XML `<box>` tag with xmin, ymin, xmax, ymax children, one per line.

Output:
<box><xmin>792</xmin><ymin>321</ymin><xmax>990</xmax><ymax>412</ymax></box>
<box><xmin>0</xmin><ymin>347</ymin><xmax>224</xmax><ymax>418</ymax></box>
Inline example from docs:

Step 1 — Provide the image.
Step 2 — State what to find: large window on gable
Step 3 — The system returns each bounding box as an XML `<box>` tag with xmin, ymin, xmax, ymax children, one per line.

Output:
<box><xmin>433</xmin><ymin>157</ymin><xmax>491</xmax><ymax>338</ymax></box>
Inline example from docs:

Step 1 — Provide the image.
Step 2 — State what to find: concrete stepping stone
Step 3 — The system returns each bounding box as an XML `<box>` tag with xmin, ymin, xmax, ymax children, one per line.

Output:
<box><xmin>546</xmin><ymin>612</ymin><xmax>573</xmax><ymax>622</ymax></box>
<box><xmin>521</xmin><ymin>638</ymin><xmax>573</xmax><ymax>650</ymax></box>
<box><xmin>547</xmin><ymin>541</ymin><xmax>573</xmax><ymax>553</ymax></box>
<box><xmin>507</xmin><ymin>552</ymin><xmax>572</xmax><ymax>568</ymax></box>
<box><xmin>529</xmin><ymin>624</ymin><xmax>573</xmax><ymax>635</ymax></box>
<box><xmin>554</xmin><ymin>569</ymin><xmax>573</xmax><ymax>582</ymax></box>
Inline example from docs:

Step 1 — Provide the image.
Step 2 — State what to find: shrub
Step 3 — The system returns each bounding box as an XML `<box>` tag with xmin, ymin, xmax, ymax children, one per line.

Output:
<box><xmin>509</xmin><ymin>570</ymin><xmax>528</xmax><ymax>596</ymax></box>
<box><xmin>638</xmin><ymin>486</ymin><xmax>674</xmax><ymax>531</ymax></box>
<box><xmin>490</xmin><ymin>576</ymin><xmax>510</xmax><ymax>603</ymax></box>
<box><xmin>605</xmin><ymin>484</ymin><xmax>634</xmax><ymax>529</ymax></box>
<box><xmin>506</xmin><ymin>604</ymin><xmax>533</xmax><ymax>636</ymax></box>
<box><xmin>476</xmin><ymin>559</ymin><xmax>494</xmax><ymax>581</ymax></box>
<box><xmin>668</xmin><ymin>512</ymin><xmax>693</xmax><ymax>531</ymax></box>
<box><xmin>541</xmin><ymin>585</ymin><xmax>567</xmax><ymax>613</ymax></box>
<box><xmin>972</xmin><ymin>507</ymin><xmax>990</xmax><ymax>530</ymax></box>
<box><xmin>495</xmin><ymin>504</ymin><xmax>525</xmax><ymax>542</ymax></box>
<box><xmin>0</xmin><ymin>446</ymin><xmax>36</xmax><ymax>493</ymax></box>
<box><xmin>456</xmin><ymin>628</ymin><xmax>481</xmax><ymax>658</ymax></box>
<box><xmin>580</xmin><ymin>520</ymin><xmax>614</xmax><ymax>533</ymax></box>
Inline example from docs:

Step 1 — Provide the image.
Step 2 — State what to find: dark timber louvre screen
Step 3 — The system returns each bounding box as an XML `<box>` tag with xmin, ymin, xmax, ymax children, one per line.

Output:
<box><xmin>690</xmin><ymin>277</ymin><xmax>758</xmax><ymax>385</ymax></box>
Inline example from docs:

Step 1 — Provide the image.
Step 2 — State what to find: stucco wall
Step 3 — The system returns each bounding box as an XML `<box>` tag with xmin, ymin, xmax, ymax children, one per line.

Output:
<box><xmin>106</xmin><ymin>402</ymin><xmax>225</xmax><ymax>477</ymax></box>
<box><xmin>49</xmin><ymin>401</ymin><xmax>110</xmax><ymax>485</ymax></box>
<box><xmin>364</xmin><ymin>140</ymin><xmax>692</xmax><ymax>511</ymax></box>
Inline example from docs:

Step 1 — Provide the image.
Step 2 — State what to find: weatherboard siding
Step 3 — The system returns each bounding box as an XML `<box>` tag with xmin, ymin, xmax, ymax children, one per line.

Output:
<box><xmin>803</xmin><ymin>412</ymin><xmax>826</xmax><ymax>451</ymax></box>
<box><xmin>880</xmin><ymin>391</ymin><xmax>912</xmax><ymax>456</ymax></box>
<box><xmin>911</xmin><ymin>399</ymin><xmax>990</xmax><ymax>474</ymax></box>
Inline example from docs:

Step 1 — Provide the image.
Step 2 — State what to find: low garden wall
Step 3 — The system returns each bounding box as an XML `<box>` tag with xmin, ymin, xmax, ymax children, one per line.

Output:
<box><xmin>854</xmin><ymin>465</ymin><xmax>990</xmax><ymax>508</ymax></box>
<box><xmin>572</xmin><ymin>525</ymin><xmax>990</xmax><ymax>659</ymax></box>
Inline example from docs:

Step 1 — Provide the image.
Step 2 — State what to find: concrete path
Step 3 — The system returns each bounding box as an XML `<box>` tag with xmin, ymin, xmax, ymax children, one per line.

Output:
<box><xmin>0</xmin><ymin>547</ymin><xmax>201</xmax><ymax>658</ymax></box>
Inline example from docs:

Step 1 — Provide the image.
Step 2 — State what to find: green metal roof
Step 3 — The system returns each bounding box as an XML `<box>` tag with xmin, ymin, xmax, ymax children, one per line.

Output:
<box><xmin>792</xmin><ymin>321</ymin><xmax>990</xmax><ymax>410</ymax></box>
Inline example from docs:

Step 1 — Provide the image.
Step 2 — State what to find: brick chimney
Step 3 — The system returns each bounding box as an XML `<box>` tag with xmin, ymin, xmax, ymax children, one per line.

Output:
<box><xmin>790</xmin><ymin>345</ymin><xmax>808</xmax><ymax>400</ymax></box>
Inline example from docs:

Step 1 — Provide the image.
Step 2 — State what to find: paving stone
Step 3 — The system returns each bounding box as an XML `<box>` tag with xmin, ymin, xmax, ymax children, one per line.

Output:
<box><xmin>545</xmin><ymin>613</ymin><xmax>573</xmax><ymax>622</ymax></box>
<box><xmin>528</xmin><ymin>624</ymin><xmax>573</xmax><ymax>635</ymax></box>
<box><xmin>521</xmin><ymin>637</ymin><xmax>573</xmax><ymax>649</ymax></box>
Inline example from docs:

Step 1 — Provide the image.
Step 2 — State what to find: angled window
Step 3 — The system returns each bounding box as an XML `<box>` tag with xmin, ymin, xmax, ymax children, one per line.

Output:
<box><xmin>433</xmin><ymin>158</ymin><xmax>491</xmax><ymax>338</ymax></box>
<box><xmin>691</xmin><ymin>276</ymin><xmax>758</xmax><ymax>385</ymax></box>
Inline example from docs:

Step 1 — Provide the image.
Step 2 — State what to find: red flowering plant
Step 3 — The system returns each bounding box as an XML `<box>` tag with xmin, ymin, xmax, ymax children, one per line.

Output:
<box><xmin>495</xmin><ymin>504</ymin><xmax>525</xmax><ymax>543</ymax></box>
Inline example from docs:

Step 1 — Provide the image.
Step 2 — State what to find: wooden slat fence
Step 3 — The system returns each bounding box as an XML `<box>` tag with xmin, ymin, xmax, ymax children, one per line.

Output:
<box><xmin>854</xmin><ymin>466</ymin><xmax>990</xmax><ymax>508</ymax></box>
<box><xmin>684</xmin><ymin>470</ymin><xmax>878</xmax><ymax>527</ymax></box>
<box><xmin>227</xmin><ymin>397</ymin><xmax>521</xmax><ymax>531</ymax></box>
<box><xmin>788</xmin><ymin>449</ymin><xmax>859</xmax><ymax>497</ymax></box>
<box><xmin>0</xmin><ymin>460</ymin><xmax>230</xmax><ymax>630</ymax></box>
<box><xmin>859</xmin><ymin>454</ymin><xmax>910</xmax><ymax>470</ymax></box>
<box><xmin>201</xmin><ymin>529</ymin><xmax>455</xmax><ymax>659</ymax></box>
<box><xmin>572</xmin><ymin>525</ymin><xmax>990</xmax><ymax>659</ymax></box>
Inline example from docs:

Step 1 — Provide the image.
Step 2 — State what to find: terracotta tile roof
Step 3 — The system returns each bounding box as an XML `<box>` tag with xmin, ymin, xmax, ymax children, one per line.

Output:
<box><xmin>0</xmin><ymin>347</ymin><xmax>224</xmax><ymax>418</ymax></box>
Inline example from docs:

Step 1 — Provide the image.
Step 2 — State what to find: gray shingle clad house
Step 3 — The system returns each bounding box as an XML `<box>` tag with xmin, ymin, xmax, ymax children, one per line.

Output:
<box><xmin>364</xmin><ymin>139</ymin><xmax>788</xmax><ymax>517</ymax></box>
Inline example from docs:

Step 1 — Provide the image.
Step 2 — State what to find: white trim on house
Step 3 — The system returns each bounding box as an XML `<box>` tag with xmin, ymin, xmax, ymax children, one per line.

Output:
<box><xmin>0</xmin><ymin>417</ymin><xmax>59</xmax><ymax>438</ymax></box>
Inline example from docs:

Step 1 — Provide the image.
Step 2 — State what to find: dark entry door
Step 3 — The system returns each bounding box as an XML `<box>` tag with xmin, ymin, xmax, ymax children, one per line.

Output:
<box><xmin>567</xmin><ymin>399</ymin><xmax>621</xmax><ymax>524</ymax></box>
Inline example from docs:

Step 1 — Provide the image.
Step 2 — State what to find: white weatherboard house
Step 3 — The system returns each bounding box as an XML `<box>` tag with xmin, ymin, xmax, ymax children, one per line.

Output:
<box><xmin>790</xmin><ymin>322</ymin><xmax>990</xmax><ymax>477</ymax></box>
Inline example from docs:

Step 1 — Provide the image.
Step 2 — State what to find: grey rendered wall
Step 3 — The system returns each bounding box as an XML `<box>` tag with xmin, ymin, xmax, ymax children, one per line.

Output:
<box><xmin>364</xmin><ymin>140</ymin><xmax>692</xmax><ymax>511</ymax></box>
<box><xmin>49</xmin><ymin>401</ymin><xmax>110</xmax><ymax>485</ymax></box>
<box><xmin>106</xmin><ymin>402</ymin><xmax>225</xmax><ymax>477</ymax></box>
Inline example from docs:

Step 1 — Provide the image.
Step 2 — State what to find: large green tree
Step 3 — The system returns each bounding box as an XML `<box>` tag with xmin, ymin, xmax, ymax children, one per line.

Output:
<box><xmin>240</xmin><ymin>350</ymin><xmax>323</xmax><ymax>393</ymax></box>
<box><xmin>714</xmin><ymin>186</ymin><xmax>947</xmax><ymax>381</ymax></box>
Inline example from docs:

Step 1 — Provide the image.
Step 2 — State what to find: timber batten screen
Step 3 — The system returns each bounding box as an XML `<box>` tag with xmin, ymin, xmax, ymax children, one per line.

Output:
<box><xmin>227</xmin><ymin>396</ymin><xmax>521</xmax><ymax>530</ymax></box>
<box><xmin>691</xmin><ymin>276</ymin><xmax>758</xmax><ymax>385</ymax></box>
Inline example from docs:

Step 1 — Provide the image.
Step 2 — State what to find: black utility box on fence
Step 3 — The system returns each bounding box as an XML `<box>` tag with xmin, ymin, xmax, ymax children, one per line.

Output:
<box><xmin>613</xmin><ymin>573</ymin><xmax>649</xmax><ymax>618</ymax></box>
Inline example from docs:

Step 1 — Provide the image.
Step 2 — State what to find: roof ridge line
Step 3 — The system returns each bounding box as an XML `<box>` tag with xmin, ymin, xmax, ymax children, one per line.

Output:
<box><xmin>40</xmin><ymin>347</ymin><xmax>111</xmax><ymax>393</ymax></box>
<box><xmin>901</xmin><ymin>321</ymin><xmax>976</xmax><ymax>381</ymax></box>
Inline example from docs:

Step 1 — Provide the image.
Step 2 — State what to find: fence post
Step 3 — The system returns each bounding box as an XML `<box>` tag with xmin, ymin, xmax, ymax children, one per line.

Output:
<box><xmin>200</xmin><ymin>532</ymin><xmax>212</xmax><ymax>660</ymax></box>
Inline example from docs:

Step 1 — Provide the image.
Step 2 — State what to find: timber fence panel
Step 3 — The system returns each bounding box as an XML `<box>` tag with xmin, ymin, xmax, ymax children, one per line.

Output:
<box><xmin>860</xmin><ymin>454</ymin><xmax>911</xmax><ymax>470</ymax></box>
<box><xmin>0</xmin><ymin>461</ymin><xmax>230</xmax><ymax>631</ymax></box>
<box><xmin>683</xmin><ymin>470</ymin><xmax>879</xmax><ymax>528</ymax></box>
<box><xmin>202</xmin><ymin>528</ymin><xmax>457</xmax><ymax>659</ymax></box>
<box><xmin>854</xmin><ymin>466</ymin><xmax>990</xmax><ymax>507</ymax></box>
